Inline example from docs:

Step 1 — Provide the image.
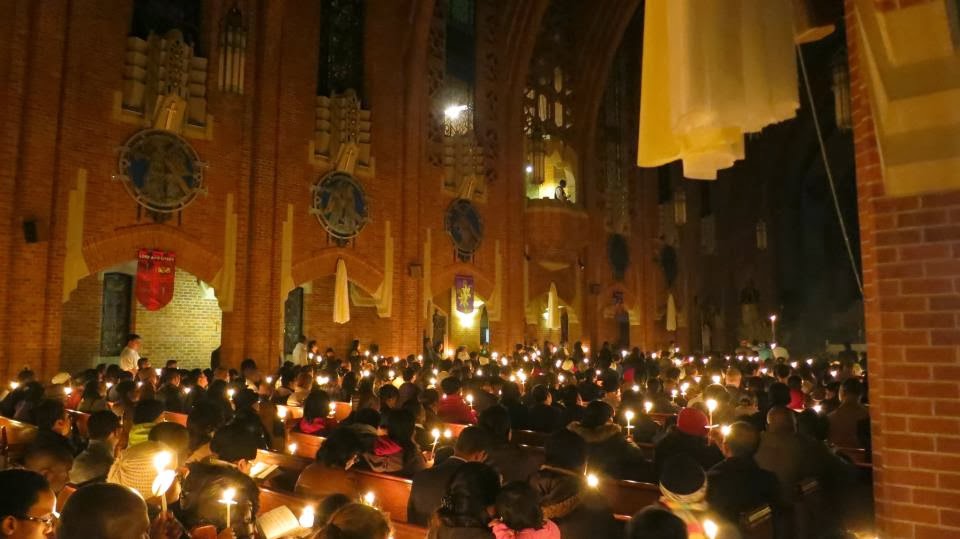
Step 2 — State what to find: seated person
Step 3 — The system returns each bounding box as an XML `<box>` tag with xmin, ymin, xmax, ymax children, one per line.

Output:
<box><xmin>0</xmin><ymin>469</ymin><xmax>57</xmax><ymax>538</ymax></box>
<box><xmin>21</xmin><ymin>443</ymin><xmax>73</xmax><ymax>494</ymax></box>
<box><xmin>437</xmin><ymin>377</ymin><xmax>478</xmax><ymax>425</ymax></box>
<box><xmin>626</xmin><ymin>506</ymin><xmax>689</xmax><ymax>539</ymax></box>
<box><xmin>527</xmin><ymin>385</ymin><xmax>562</xmax><ymax>433</ymax></box>
<box><xmin>658</xmin><ymin>454</ymin><xmax>717</xmax><ymax>537</ymax></box>
<box><xmin>128</xmin><ymin>399</ymin><xmax>165</xmax><ymax>447</ymax></box>
<box><xmin>408</xmin><ymin>426</ymin><xmax>490</xmax><ymax>525</ymax></box>
<box><xmin>378</xmin><ymin>384</ymin><xmax>400</xmax><ymax>415</ymax></box>
<box><xmin>179</xmin><ymin>422</ymin><xmax>260</xmax><ymax>534</ymax></box>
<box><xmin>59</xmin><ymin>482</ymin><xmax>182</xmax><ymax>539</ymax></box>
<box><xmin>358</xmin><ymin>409</ymin><xmax>426</xmax><ymax>478</ymax></box>
<box><xmin>28</xmin><ymin>398</ymin><xmax>75</xmax><ymax>455</ymax></box>
<box><xmin>428</xmin><ymin>462</ymin><xmax>500</xmax><ymax>538</ymax></box>
<box><xmin>186</xmin><ymin>401</ymin><xmax>225</xmax><ymax>463</ymax></box>
<box><xmin>567</xmin><ymin>401</ymin><xmax>653</xmax><ymax>482</ymax></box>
<box><xmin>156</xmin><ymin>370</ymin><xmax>184</xmax><ymax>413</ymax></box>
<box><xmin>323</xmin><ymin>503</ymin><xmax>392</xmax><ymax>539</ymax></box>
<box><xmin>107</xmin><ymin>422</ymin><xmax>189</xmax><ymax>500</ymax></box>
<box><xmin>478</xmin><ymin>405</ymin><xmax>543</xmax><ymax>483</ymax></box>
<box><xmin>491</xmin><ymin>481</ymin><xmax>561</xmax><ymax>538</ymax></box>
<box><xmin>654</xmin><ymin>408</ymin><xmax>724</xmax><ymax>476</ymax></box>
<box><xmin>528</xmin><ymin>429</ymin><xmax>618</xmax><ymax>538</ymax></box>
<box><xmin>78</xmin><ymin>380</ymin><xmax>109</xmax><ymax>413</ymax></box>
<box><xmin>706</xmin><ymin>421</ymin><xmax>782</xmax><ymax>526</ymax></box>
<box><xmin>827</xmin><ymin>378</ymin><xmax>870</xmax><ymax>449</ymax></box>
<box><xmin>294</xmin><ymin>390</ymin><xmax>337</xmax><ymax>436</ymax></box>
<box><xmin>70</xmin><ymin>410</ymin><xmax>120</xmax><ymax>484</ymax></box>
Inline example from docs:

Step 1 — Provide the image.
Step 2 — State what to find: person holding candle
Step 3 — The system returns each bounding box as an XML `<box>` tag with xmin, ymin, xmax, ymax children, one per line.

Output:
<box><xmin>566</xmin><ymin>401</ymin><xmax>653</xmax><ymax>482</ymax></box>
<box><xmin>654</xmin><ymin>408</ymin><xmax>723</xmax><ymax>477</ymax></box>
<box><xmin>27</xmin><ymin>398</ymin><xmax>76</xmax><ymax>456</ymax></box>
<box><xmin>477</xmin><ymin>406</ymin><xmax>541</xmax><ymax>484</ymax></box>
<box><xmin>705</xmin><ymin>422</ymin><xmax>783</xmax><ymax>527</ymax></box>
<box><xmin>295</xmin><ymin>390</ymin><xmax>339</xmax><ymax>436</ymax></box>
<box><xmin>526</xmin><ymin>385</ymin><xmax>562</xmax><ymax>434</ymax></box>
<box><xmin>428</xmin><ymin>462</ymin><xmax>500</xmax><ymax>538</ymax></box>
<box><xmin>70</xmin><ymin>410</ymin><xmax>121</xmax><ymax>484</ymax></box>
<box><xmin>437</xmin><ymin>377</ymin><xmax>478</xmax><ymax>425</ymax></box>
<box><xmin>357</xmin><ymin>409</ymin><xmax>426</xmax><ymax>478</ymax></box>
<box><xmin>408</xmin><ymin>426</ymin><xmax>491</xmax><ymax>526</ymax></box>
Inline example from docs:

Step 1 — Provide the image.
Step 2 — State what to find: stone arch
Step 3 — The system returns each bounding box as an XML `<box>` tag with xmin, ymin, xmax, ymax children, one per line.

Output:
<box><xmin>430</xmin><ymin>263</ymin><xmax>495</xmax><ymax>301</ymax></box>
<box><xmin>81</xmin><ymin>224</ymin><xmax>222</xmax><ymax>284</ymax></box>
<box><xmin>291</xmin><ymin>248</ymin><xmax>383</xmax><ymax>296</ymax></box>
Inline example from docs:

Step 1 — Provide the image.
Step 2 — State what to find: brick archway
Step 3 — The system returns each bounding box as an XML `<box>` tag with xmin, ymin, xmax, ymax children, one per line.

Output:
<box><xmin>291</xmin><ymin>249</ymin><xmax>384</xmax><ymax>296</ymax></box>
<box><xmin>81</xmin><ymin>224</ymin><xmax>223</xmax><ymax>283</ymax></box>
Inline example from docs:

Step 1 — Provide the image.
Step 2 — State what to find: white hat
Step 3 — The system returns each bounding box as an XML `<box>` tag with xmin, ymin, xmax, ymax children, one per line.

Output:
<box><xmin>51</xmin><ymin>372</ymin><xmax>71</xmax><ymax>385</ymax></box>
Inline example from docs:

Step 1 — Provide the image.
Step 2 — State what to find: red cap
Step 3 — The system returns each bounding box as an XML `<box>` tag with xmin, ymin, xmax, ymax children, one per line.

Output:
<box><xmin>677</xmin><ymin>407</ymin><xmax>709</xmax><ymax>437</ymax></box>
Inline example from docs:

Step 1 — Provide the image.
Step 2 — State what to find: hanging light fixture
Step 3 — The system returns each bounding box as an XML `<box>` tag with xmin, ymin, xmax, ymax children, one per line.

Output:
<box><xmin>673</xmin><ymin>189</ymin><xmax>687</xmax><ymax>226</ymax></box>
<box><xmin>756</xmin><ymin>220</ymin><xmax>768</xmax><ymax>250</ymax></box>
<box><xmin>832</xmin><ymin>49</ymin><xmax>851</xmax><ymax>131</ymax></box>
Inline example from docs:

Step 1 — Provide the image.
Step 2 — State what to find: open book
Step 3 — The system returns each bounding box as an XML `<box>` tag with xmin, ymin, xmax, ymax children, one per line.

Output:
<box><xmin>248</xmin><ymin>461</ymin><xmax>279</xmax><ymax>480</ymax></box>
<box><xmin>257</xmin><ymin>506</ymin><xmax>312</xmax><ymax>539</ymax></box>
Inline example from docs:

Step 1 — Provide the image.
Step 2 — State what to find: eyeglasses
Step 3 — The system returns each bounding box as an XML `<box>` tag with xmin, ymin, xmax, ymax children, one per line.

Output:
<box><xmin>18</xmin><ymin>513</ymin><xmax>58</xmax><ymax>531</ymax></box>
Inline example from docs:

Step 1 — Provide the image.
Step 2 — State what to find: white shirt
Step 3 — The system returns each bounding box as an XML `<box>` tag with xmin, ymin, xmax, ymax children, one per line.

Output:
<box><xmin>119</xmin><ymin>346</ymin><xmax>140</xmax><ymax>373</ymax></box>
<box><xmin>292</xmin><ymin>343</ymin><xmax>307</xmax><ymax>365</ymax></box>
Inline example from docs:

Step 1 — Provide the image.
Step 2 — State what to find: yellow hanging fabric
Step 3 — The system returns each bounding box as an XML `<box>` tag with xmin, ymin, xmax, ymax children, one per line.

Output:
<box><xmin>666</xmin><ymin>293</ymin><xmax>678</xmax><ymax>332</ymax></box>
<box><xmin>333</xmin><ymin>258</ymin><xmax>350</xmax><ymax>324</ymax></box>
<box><xmin>546</xmin><ymin>283</ymin><xmax>560</xmax><ymax>331</ymax></box>
<box><xmin>638</xmin><ymin>0</ymin><xmax>798</xmax><ymax>180</ymax></box>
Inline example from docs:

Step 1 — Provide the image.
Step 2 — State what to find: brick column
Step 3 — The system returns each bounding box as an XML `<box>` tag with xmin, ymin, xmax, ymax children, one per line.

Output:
<box><xmin>846</xmin><ymin>2</ymin><xmax>960</xmax><ymax>537</ymax></box>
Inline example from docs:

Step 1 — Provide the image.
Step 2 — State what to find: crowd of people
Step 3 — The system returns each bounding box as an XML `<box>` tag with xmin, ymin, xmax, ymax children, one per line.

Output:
<box><xmin>0</xmin><ymin>337</ymin><xmax>872</xmax><ymax>539</ymax></box>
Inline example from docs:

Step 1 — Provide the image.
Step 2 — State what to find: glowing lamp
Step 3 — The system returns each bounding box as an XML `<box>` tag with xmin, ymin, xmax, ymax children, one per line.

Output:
<box><xmin>586</xmin><ymin>473</ymin><xmax>599</xmax><ymax>489</ymax></box>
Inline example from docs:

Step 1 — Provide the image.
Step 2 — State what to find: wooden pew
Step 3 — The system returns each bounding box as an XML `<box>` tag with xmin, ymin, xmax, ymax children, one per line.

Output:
<box><xmin>438</xmin><ymin>422</ymin><xmax>469</xmax><ymax>439</ymax></box>
<box><xmin>160</xmin><ymin>411</ymin><xmax>188</xmax><ymax>426</ymax></box>
<box><xmin>295</xmin><ymin>464</ymin><xmax>414</xmax><ymax>523</ymax></box>
<box><xmin>511</xmin><ymin>429</ymin><xmax>547</xmax><ymax>447</ymax></box>
<box><xmin>253</xmin><ymin>449</ymin><xmax>313</xmax><ymax>492</ymax></box>
<box><xmin>597</xmin><ymin>478</ymin><xmax>661</xmax><ymax>517</ymax></box>
<box><xmin>0</xmin><ymin>416</ymin><xmax>38</xmax><ymax>458</ymax></box>
<box><xmin>740</xmin><ymin>504</ymin><xmax>774</xmax><ymax>539</ymax></box>
<box><xmin>286</xmin><ymin>431</ymin><xmax>325</xmax><ymax>459</ymax></box>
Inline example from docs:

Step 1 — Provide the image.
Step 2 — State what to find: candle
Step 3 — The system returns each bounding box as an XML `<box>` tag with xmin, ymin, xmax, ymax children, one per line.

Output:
<box><xmin>813</xmin><ymin>404</ymin><xmax>822</xmax><ymax>414</ymax></box>
<box><xmin>582</xmin><ymin>345</ymin><xmax>589</xmax><ymax>354</ymax></box>
<box><xmin>152</xmin><ymin>451</ymin><xmax>174</xmax><ymax>513</ymax></box>
<box><xmin>227</xmin><ymin>388</ymin><xmax>235</xmax><ymax>399</ymax></box>
<box><xmin>183</xmin><ymin>387</ymin><xmax>191</xmax><ymax>394</ymax></box>
<box><xmin>328</xmin><ymin>402</ymin><xmax>337</xmax><ymax>417</ymax></box>
<box><xmin>491</xmin><ymin>352</ymin><xmax>499</xmax><ymax>360</ymax></box>
<box><xmin>429</xmin><ymin>377</ymin><xmax>438</xmax><ymax>387</ymax></box>
<box><xmin>621</xmin><ymin>350</ymin><xmax>628</xmax><ymax>358</ymax></box>
<box><xmin>361</xmin><ymin>370</ymin><xmax>370</xmax><ymax>378</ymax></box>
<box><xmin>644</xmin><ymin>401</ymin><xmax>653</xmax><ymax>414</ymax></box>
<box><xmin>277</xmin><ymin>407</ymin><xmax>288</xmax><ymax>420</ymax></box>
<box><xmin>586</xmin><ymin>473</ymin><xmax>599</xmax><ymax>489</ymax></box>
<box><xmin>430</xmin><ymin>428</ymin><xmax>441</xmax><ymax>459</ymax></box>
<box><xmin>830</xmin><ymin>370</ymin><xmax>838</xmax><ymax>378</ymax></box>
<box><xmin>266</xmin><ymin>376</ymin><xmax>274</xmax><ymax>385</ymax></box>
<box><xmin>287</xmin><ymin>443</ymin><xmax>297</xmax><ymax>455</ymax></box>
<box><xmin>219</xmin><ymin>487</ymin><xmax>237</xmax><ymax>527</ymax></box>
<box><xmin>632</xmin><ymin>384</ymin><xmax>640</xmax><ymax>393</ymax></box>
<box><xmin>466</xmin><ymin>394</ymin><xmax>474</xmax><ymax>409</ymax></box>
<box><xmin>298</xmin><ymin>506</ymin><xmax>315</xmax><ymax>529</ymax></box>
<box><xmin>711</xmin><ymin>375</ymin><xmax>721</xmax><ymax>385</ymax></box>
<box><xmin>417</xmin><ymin>354</ymin><xmax>424</xmax><ymax>361</ymax></box>
<box><xmin>476</xmin><ymin>369</ymin><xmax>483</xmax><ymax>377</ymax></box>
<box><xmin>555</xmin><ymin>359</ymin><xmax>562</xmax><ymax>368</ymax></box>
<box><xmin>625</xmin><ymin>410</ymin><xmax>634</xmax><ymax>439</ymax></box>
<box><xmin>443</xmin><ymin>428</ymin><xmax>453</xmax><ymax>439</ymax></box>
<box><xmin>650</xmin><ymin>352</ymin><xmax>657</xmax><ymax>359</ymax></box>
<box><xmin>806</xmin><ymin>358</ymin><xmax>814</xmax><ymax>366</ymax></box>
<box><xmin>155</xmin><ymin>368</ymin><xmax>162</xmax><ymax>376</ymax></box>
<box><xmin>703</xmin><ymin>519</ymin><xmax>719</xmax><ymax>539</ymax></box>
<box><xmin>388</xmin><ymin>370</ymin><xmax>396</xmax><ymax>379</ymax></box>
<box><xmin>720</xmin><ymin>424</ymin><xmax>731</xmax><ymax>437</ymax></box>
<box><xmin>63</xmin><ymin>386</ymin><xmax>73</xmax><ymax>396</ymax></box>
<box><xmin>364</xmin><ymin>350</ymin><xmax>370</xmax><ymax>357</ymax></box>
<box><xmin>558</xmin><ymin>374</ymin><xmax>565</xmax><ymax>383</ymax></box>
<box><xmin>706</xmin><ymin>399</ymin><xmax>718</xmax><ymax>427</ymax></box>
<box><xmin>105</xmin><ymin>382</ymin><xmax>113</xmax><ymax>389</ymax></box>
<box><xmin>363</xmin><ymin>491</ymin><xmax>376</xmax><ymax>506</ymax></box>
<box><xmin>790</xmin><ymin>361</ymin><xmax>798</xmax><ymax>369</ymax></box>
<box><xmin>8</xmin><ymin>381</ymin><xmax>18</xmax><ymax>390</ymax></box>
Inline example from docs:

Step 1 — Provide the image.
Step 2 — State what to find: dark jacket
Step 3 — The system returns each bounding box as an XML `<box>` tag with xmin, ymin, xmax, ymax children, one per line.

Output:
<box><xmin>528</xmin><ymin>466</ymin><xmax>619</xmax><ymax>538</ymax></box>
<box><xmin>527</xmin><ymin>403</ymin><xmax>563</xmax><ymax>433</ymax></box>
<box><xmin>427</xmin><ymin>524</ymin><xmax>493</xmax><ymax>539</ymax></box>
<box><xmin>567</xmin><ymin>422</ymin><xmax>654</xmax><ymax>482</ymax></box>
<box><xmin>485</xmin><ymin>442</ymin><xmax>543</xmax><ymax>484</ymax></box>
<box><xmin>706</xmin><ymin>456</ymin><xmax>782</xmax><ymax>524</ymax></box>
<box><xmin>359</xmin><ymin>436</ymin><xmax>426</xmax><ymax>478</ymax></box>
<box><xmin>654</xmin><ymin>429</ymin><xmax>724</xmax><ymax>476</ymax></box>
<box><xmin>408</xmin><ymin>456</ymin><xmax>468</xmax><ymax>525</ymax></box>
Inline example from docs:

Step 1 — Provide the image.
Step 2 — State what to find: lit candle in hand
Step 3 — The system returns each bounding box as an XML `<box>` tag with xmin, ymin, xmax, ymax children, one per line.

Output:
<box><xmin>430</xmin><ymin>428</ymin><xmax>441</xmax><ymax>459</ymax></box>
<box><xmin>151</xmin><ymin>451</ymin><xmax>175</xmax><ymax>513</ymax></box>
<box><xmin>219</xmin><ymin>487</ymin><xmax>237</xmax><ymax>527</ymax></box>
<box><xmin>644</xmin><ymin>401</ymin><xmax>653</xmax><ymax>414</ymax></box>
<box><xmin>298</xmin><ymin>506</ymin><xmax>315</xmax><ymax>529</ymax></box>
<box><xmin>624</xmin><ymin>410</ymin><xmax>634</xmax><ymax>439</ymax></box>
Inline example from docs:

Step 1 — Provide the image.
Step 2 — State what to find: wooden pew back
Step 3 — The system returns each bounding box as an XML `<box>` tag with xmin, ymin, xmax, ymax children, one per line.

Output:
<box><xmin>0</xmin><ymin>416</ymin><xmax>37</xmax><ymax>456</ymax></box>
<box><xmin>286</xmin><ymin>431</ymin><xmax>325</xmax><ymax>459</ymax></box>
<box><xmin>295</xmin><ymin>464</ymin><xmax>414</xmax><ymax>523</ymax></box>
<box><xmin>597</xmin><ymin>478</ymin><xmax>661</xmax><ymax>517</ymax></box>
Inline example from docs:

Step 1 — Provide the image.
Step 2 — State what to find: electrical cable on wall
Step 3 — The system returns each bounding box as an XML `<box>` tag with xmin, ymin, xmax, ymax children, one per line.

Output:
<box><xmin>796</xmin><ymin>44</ymin><xmax>865</xmax><ymax>297</ymax></box>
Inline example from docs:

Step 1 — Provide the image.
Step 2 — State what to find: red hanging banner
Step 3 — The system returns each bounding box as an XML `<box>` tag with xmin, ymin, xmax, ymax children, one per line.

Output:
<box><xmin>136</xmin><ymin>249</ymin><xmax>176</xmax><ymax>311</ymax></box>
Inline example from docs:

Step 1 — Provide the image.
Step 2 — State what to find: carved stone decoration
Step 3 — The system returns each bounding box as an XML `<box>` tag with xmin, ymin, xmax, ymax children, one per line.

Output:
<box><xmin>115</xmin><ymin>129</ymin><xmax>207</xmax><ymax>222</ymax></box>
<box><xmin>314</xmin><ymin>90</ymin><xmax>374</xmax><ymax>175</ymax></box>
<box><xmin>310</xmin><ymin>170</ymin><xmax>369</xmax><ymax>245</ymax></box>
<box><xmin>121</xmin><ymin>29</ymin><xmax>210</xmax><ymax>134</ymax></box>
<box><xmin>443</xmin><ymin>132</ymin><xmax>486</xmax><ymax>201</ymax></box>
<box><xmin>445</xmin><ymin>198</ymin><xmax>484</xmax><ymax>262</ymax></box>
<box><xmin>217</xmin><ymin>5</ymin><xmax>247</xmax><ymax>95</ymax></box>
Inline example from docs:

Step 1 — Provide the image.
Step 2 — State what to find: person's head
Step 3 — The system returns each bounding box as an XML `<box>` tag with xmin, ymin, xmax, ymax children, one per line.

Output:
<box><xmin>767</xmin><ymin>382</ymin><xmax>791</xmax><ymax>408</ymax></box>
<box><xmin>766</xmin><ymin>406</ymin><xmax>796</xmax><ymax>434</ymax></box>
<box><xmin>658</xmin><ymin>454</ymin><xmax>706</xmax><ymax>503</ymax></box>
<box><xmin>723</xmin><ymin>421</ymin><xmax>760</xmax><ymax>459</ymax></box>
<box><xmin>323</xmin><ymin>503</ymin><xmax>392</xmax><ymax>539</ymax></box>
<box><xmin>543</xmin><ymin>429</ymin><xmax>587</xmax><ymax>472</ymax></box>
<box><xmin>774</xmin><ymin>364</ymin><xmax>790</xmax><ymax>382</ymax></box>
<box><xmin>840</xmin><ymin>378</ymin><xmax>864</xmax><ymax>404</ymax></box>
<box><xmin>82</xmin><ymin>381</ymin><xmax>102</xmax><ymax>401</ymax></box>
<box><xmin>29</xmin><ymin>400</ymin><xmax>68</xmax><ymax>436</ymax></box>
<box><xmin>132</xmin><ymin>399</ymin><xmax>164</xmax><ymax>425</ymax></box>
<box><xmin>377</xmin><ymin>384</ymin><xmax>399</xmax><ymax>410</ymax></box>
<box><xmin>187</xmin><ymin>400</ymin><xmax>225</xmax><ymax>450</ymax></box>
<box><xmin>440</xmin><ymin>376</ymin><xmax>462</xmax><ymax>397</ymax></box>
<box><xmin>126</xmin><ymin>334</ymin><xmax>142</xmax><ymax>350</ymax></box>
<box><xmin>676</xmin><ymin>407</ymin><xmax>709</xmax><ymax>438</ymax></box>
<box><xmin>59</xmin><ymin>483</ymin><xmax>151</xmax><ymax>539</ymax></box>
<box><xmin>317</xmin><ymin>493</ymin><xmax>352</xmax><ymax>528</ymax></box>
<box><xmin>558</xmin><ymin>179</ymin><xmax>567</xmax><ymax>188</ymax></box>
<box><xmin>626</xmin><ymin>506</ymin><xmax>688</xmax><ymax>539</ymax></box>
<box><xmin>87</xmin><ymin>410</ymin><xmax>121</xmax><ymax>444</ymax></box>
<box><xmin>136</xmin><ymin>357</ymin><xmax>151</xmax><ymax>371</ymax></box>
<box><xmin>530</xmin><ymin>385</ymin><xmax>551</xmax><ymax>405</ymax></box>
<box><xmin>495</xmin><ymin>482</ymin><xmax>544</xmax><ymax>532</ymax></box>
<box><xmin>304</xmin><ymin>390</ymin><xmax>333</xmax><ymax>422</ymax></box>
<box><xmin>725</xmin><ymin>367</ymin><xmax>742</xmax><ymax>388</ymax></box>
<box><xmin>317</xmin><ymin>428</ymin><xmax>365</xmax><ymax>469</ymax></box>
<box><xmin>453</xmin><ymin>426</ymin><xmax>490</xmax><ymax>462</ymax></box>
<box><xmin>21</xmin><ymin>445</ymin><xmax>72</xmax><ymax>494</ymax></box>
<box><xmin>0</xmin><ymin>469</ymin><xmax>56</xmax><ymax>539</ymax></box>
<box><xmin>384</xmin><ymin>409</ymin><xmax>416</xmax><ymax>446</ymax></box>
<box><xmin>437</xmin><ymin>462</ymin><xmax>500</xmax><ymax>528</ymax></box>
<box><xmin>478</xmin><ymin>405</ymin><xmax>511</xmax><ymax>443</ymax></box>
<box><xmin>580</xmin><ymin>401</ymin><xmax>614</xmax><ymax>429</ymax></box>
<box><xmin>148</xmin><ymin>422</ymin><xmax>190</xmax><ymax>463</ymax></box>
<box><xmin>210</xmin><ymin>422</ymin><xmax>259</xmax><ymax>472</ymax></box>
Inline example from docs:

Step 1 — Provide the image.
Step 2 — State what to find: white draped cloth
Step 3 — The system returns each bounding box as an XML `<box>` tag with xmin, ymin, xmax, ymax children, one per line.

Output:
<box><xmin>639</xmin><ymin>0</ymin><xmax>799</xmax><ymax>180</ymax></box>
<box><xmin>334</xmin><ymin>258</ymin><xmax>350</xmax><ymax>324</ymax></box>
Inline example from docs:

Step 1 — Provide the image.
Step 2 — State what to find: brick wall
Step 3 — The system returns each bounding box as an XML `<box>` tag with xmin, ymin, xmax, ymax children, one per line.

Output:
<box><xmin>133</xmin><ymin>268</ymin><xmax>222</xmax><ymax>371</ymax></box>
<box><xmin>59</xmin><ymin>273</ymin><xmax>104</xmax><ymax>375</ymax></box>
<box><xmin>846</xmin><ymin>1</ymin><xmax>960</xmax><ymax>537</ymax></box>
<box><xmin>301</xmin><ymin>276</ymin><xmax>392</xmax><ymax>359</ymax></box>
